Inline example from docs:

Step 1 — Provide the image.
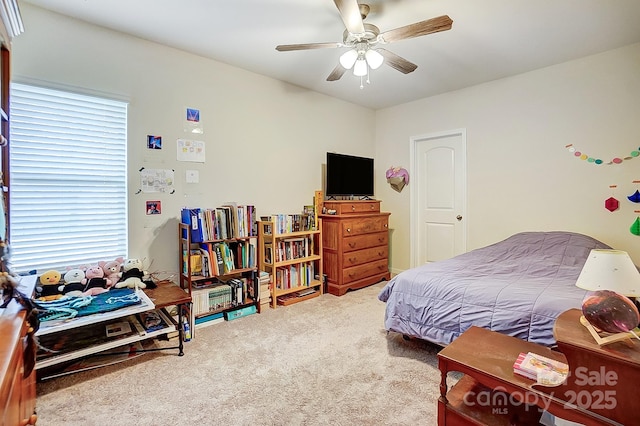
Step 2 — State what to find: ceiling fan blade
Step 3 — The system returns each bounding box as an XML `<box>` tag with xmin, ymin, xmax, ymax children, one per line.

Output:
<box><xmin>326</xmin><ymin>64</ymin><xmax>347</xmax><ymax>81</ymax></box>
<box><xmin>377</xmin><ymin>48</ymin><xmax>417</xmax><ymax>74</ymax></box>
<box><xmin>333</xmin><ymin>0</ymin><xmax>365</xmax><ymax>35</ymax></box>
<box><xmin>276</xmin><ymin>42</ymin><xmax>342</xmax><ymax>52</ymax></box>
<box><xmin>380</xmin><ymin>15</ymin><xmax>453</xmax><ymax>43</ymax></box>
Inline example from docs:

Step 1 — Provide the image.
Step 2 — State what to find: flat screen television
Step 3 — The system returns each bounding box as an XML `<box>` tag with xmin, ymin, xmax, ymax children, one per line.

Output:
<box><xmin>325</xmin><ymin>152</ymin><xmax>374</xmax><ymax>198</ymax></box>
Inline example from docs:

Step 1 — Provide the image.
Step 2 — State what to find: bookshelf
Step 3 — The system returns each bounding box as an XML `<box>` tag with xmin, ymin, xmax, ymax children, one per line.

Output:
<box><xmin>179</xmin><ymin>204</ymin><xmax>260</xmax><ymax>332</ymax></box>
<box><xmin>258</xmin><ymin>216</ymin><xmax>323</xmax><ymax>308</ymax></box>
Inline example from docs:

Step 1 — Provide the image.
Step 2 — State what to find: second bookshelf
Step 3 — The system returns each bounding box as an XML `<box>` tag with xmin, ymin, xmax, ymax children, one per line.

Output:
<box><xmin>258</xmin><ymin>217</ymin><xmax>323</xmax><ymax>308</ymax></box>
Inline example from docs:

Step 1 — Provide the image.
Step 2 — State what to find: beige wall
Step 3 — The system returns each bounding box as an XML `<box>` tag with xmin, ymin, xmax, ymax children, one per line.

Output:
<box><xmin>11</xmin><ymin>5</ymin><xmax>640</xmax><ymax>278</ymax></box>
<box><xmin>376</xmin><ymin>42</ymin><xmax>640</xmax><ymax>272</ymax></box>
<box><xmin>11</xmin><ymin>4</ymin><xmax>376</xmax><ymax>276</ymax></box>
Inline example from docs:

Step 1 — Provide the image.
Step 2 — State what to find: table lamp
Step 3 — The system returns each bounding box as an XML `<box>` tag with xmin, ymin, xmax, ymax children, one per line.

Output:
<box><xmin>575</xmin><ymin>249</ymin><xmax>640</xmax><ymax>346</ymax></box>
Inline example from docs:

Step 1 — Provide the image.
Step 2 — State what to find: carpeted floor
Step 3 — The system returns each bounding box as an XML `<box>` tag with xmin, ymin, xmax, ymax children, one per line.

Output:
<box><xmin>35</xmin><ymin>281</ymin><xmax>445</xmax><ymax>425</ymax></box>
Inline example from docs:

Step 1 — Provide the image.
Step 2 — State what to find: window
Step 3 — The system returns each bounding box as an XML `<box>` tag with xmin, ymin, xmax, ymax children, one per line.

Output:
<box><xmin>9</xmin><ymin>82</ymin><xmax>128</xmax><ymax>274</ymax></box>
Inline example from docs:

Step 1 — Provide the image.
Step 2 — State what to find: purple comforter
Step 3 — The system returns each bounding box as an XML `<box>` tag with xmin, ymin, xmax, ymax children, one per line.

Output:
<box><xmin>378</xmin><ymin>231</ymin><xmax>611</xmax><ymax>347</ymax></box>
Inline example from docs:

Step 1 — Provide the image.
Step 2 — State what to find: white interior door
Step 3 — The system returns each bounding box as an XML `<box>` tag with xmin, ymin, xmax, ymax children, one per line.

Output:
<box><xmin>410</xmin><ymin>129</ymin><xmax>467</xmax><ymax>267</ymax></box>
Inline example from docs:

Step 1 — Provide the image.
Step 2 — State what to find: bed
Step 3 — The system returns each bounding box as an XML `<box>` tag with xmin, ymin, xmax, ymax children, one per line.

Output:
<box><xmin>378</xmin><ymin>231</ymin><xmax>611</xmax><ymax>347</ymax></box>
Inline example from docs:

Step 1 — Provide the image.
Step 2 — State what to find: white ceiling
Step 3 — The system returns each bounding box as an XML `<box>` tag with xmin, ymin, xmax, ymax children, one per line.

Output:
<box><xmin>21</xmin><ymin>0</ymin><xmax>640</xmax><ymax>110</ymax></box>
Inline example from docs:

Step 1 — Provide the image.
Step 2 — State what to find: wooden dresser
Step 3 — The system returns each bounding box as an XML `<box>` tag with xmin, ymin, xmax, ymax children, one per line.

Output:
<box><xmin>1</xmin><ymin>279</ymin><xmax>38</xmax><ymax>426</ymax></box>
<box><xmin>320</xmin><ymin>200</ymin><xmax>390</xmax><ymax>296</ymax></box>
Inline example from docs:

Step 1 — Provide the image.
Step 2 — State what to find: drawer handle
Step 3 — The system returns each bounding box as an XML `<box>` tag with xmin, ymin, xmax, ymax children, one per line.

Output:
<box><xmin>346</xmin><ymin>228</ymin><xmax>351</xmax><ymax>233</ymax></box>
<box><xmin>371</xmin><ymin>205</ymin><xmax>375</xmax><ymax>210</ymax></box>
<box><xmin>378</xmin><ymin>265</ymin><xmax>386</xmax><ymax>270</ymax></box>
<box><xmin>348</xmin><ymin>257</ymin><xmax>357</xmax><ymax>263</ymax></box>
<box><xmin>351</xmin><ymin>205</ymin><xmax>356</xmax><ymax>211</ymax></box>
<box><xmin>384</xmin><ymin>223</ymin><xmax>388</xmax><ymax>228</ymax></box>
<box><xmin>348</xmin><ymin>242</ymin><xmax>357</xmax><ymax>248</ymax></box>
<box><xmin>348</xmin><ymin>273</ymin><xmax>356</xmax><ymax>278</ymax></box>
<box><xmin>378</xmin><ymin>238</ymin><xmax>385</xmax><ymax>243</ymax></box>
<box><xmin>378</xmin><ymin>252</ymin><xmax>384</xmax><ymax>257</ymax></box>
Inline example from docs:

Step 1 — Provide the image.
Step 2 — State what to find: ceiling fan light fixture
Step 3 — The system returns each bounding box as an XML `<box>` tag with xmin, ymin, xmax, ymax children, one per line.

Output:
<box><xmin>353</xmin><ymin>58</ymin><xmax>368</xmax><ymax>77</ymax></box>
<box><xmin>339</xmin><ymin>49</ymin><xmax>358</xmax><ymax>69</ymax></box>
<box><xmin>365</xmin><ymin>49</ymin><xmax>383</xmax><ymax>69</ymax></box>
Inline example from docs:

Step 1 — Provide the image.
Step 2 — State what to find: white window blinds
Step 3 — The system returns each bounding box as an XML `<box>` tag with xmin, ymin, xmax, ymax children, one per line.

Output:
<box><xmin>9</xmin><ymin>82</ymin><xmax>128</xmax><ymax>274</ymax></box>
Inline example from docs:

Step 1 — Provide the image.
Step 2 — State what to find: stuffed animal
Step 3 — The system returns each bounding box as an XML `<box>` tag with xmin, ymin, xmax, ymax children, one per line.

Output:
<box><xmin>59</xmin><ymin>267</ymin><xmax>86</xmax><ymax>297</ymax></box>
<box><xmin>99</xmin><ymin>257</ymin><xmax>124</xmax><ymax>288</ymax></box>
<box><xmin>115</xmin><ymin>258</ymin><xmax>150</xmax><ymax>289</ymax></box>
<box><xmin>35</xmin><ymin>269</ymin><xmax>64</xmax><ymax>301</ymax></box>
<box><xmin>81</xmin><ymin>264</ymin><xmax>111</xmax><ymax>296</ymax></box>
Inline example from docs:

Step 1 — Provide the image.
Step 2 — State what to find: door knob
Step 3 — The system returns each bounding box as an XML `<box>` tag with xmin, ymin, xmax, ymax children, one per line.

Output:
<box><xmin>456</xmin><ymin>215</ymin><xmax>462</xmax><ymax>221</ymax></box>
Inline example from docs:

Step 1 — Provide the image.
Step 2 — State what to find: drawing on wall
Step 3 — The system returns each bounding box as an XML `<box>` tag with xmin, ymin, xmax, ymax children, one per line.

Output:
<box><xmin>146</xmin><ymin>201</ymin><xmax>161</xmax><ymax>215</ymax></box>
<box><xmin>177</xmin><ymin>139</ymin><xmax>206</xmax><ymax>163</ymax></box>
<box><xmin>139</xmin><ymin>168</ymin><xmax>175</xmax><ymax>193</ymax></box>
<box><xmin>184</xmin><ymin>107</ymin><xmax>203</xmax><ymax>134</ymax></box>
<box><xmin>147</xmin><ymin>135</ymin><xmax>162</xmax><ymax>150</ymax></box>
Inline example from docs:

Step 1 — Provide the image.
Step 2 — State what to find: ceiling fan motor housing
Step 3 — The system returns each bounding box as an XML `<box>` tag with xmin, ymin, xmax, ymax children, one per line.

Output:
<box><xmin>343</xmin><ymin>23</ymin><xmax>380</xmax><ymax>47</ymax></box>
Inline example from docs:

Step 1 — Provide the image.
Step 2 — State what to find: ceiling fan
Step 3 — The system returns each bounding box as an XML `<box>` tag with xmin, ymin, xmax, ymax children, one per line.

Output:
<box><xmin>275</xmin><ymin>0</ymin><xmax>453</xmax><ymax>86</ymax></box>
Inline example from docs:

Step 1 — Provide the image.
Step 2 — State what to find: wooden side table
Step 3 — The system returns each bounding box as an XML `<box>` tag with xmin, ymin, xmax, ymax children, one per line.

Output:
<box><xmin>437</xmin><ymin>324</ymin><xmax>622</xmax><ymax>425</ymax></box>
<box><xmin>143</xmin><ymin>280</ymin><xmax>192</xmax><ymax>356</ymax></box>
<box><xmin>553</xmin><ymin>309</ymin><xmax>640</xmax><ymax>426</ymax></box>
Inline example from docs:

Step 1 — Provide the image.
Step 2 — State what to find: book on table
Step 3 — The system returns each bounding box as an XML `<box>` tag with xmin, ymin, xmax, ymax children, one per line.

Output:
<box><xmin>513</xmin><ymin>351</ymin><xmax>569</xmax><ymax>386</ymax></box>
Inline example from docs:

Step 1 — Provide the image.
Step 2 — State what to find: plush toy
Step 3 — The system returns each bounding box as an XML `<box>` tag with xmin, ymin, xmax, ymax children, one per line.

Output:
<box><xmin>99</xmin><ymin>257</ymin><xmax>124</xmax><ymax>289</ymax></box>
<box><xmin>81</xmin><ymin>264</ymin><xmax>111</xmax><ymax>296</ymax></box>
<box><xmin>59</xmin><ymin>267</ymin><xmax>86</xmax><ymax>297</ymax></box>
<box><xmin>115</xmin><ymin>258</ymin><xmax>151</xmax><ymax>289</ymax></box>
<box><xmin>35</xmin><ymin>269</ymin><xmax>64</xmax><ymax>301</ymax></box>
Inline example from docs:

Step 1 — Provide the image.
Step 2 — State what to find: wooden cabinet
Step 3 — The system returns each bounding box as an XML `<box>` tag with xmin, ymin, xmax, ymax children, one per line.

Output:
<box><xmin>1</xmin><ymin>278</ymin><xmax>37</xmax><ymax>426</ymax></box>
<box><xmin>321</xmin><ymin>200</ymin><xmax>390</xmax><ymax>296</ymax></box>
<box><xmin>257</xmin><ymin>218</ymin><xmax>323</xmax><ymax>308</ymax></box>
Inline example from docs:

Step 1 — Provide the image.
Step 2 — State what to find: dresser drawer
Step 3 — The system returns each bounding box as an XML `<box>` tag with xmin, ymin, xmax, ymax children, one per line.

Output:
<box><xmin>342</xmin><ymin>259</ymin><xmax>389</xmax><ymax>284</ymax></box>
<box><xmin>342</xmin><ymin>216</ymin><xmax>388</xmax><ymax>236</ymax></box>
<box><xmin>343</xmin><ymin>231</ymin><xmax>388</xmax><ymax>253</ymax></box>
<box><xmin>325</xmin><ymin>201</ymin><xmax>380</xmax><ymax>215</ymax></box>
<box><xmin>343</xmin><ymin>246</ymin><xmax>388</xmax><ymax>268</ymax></box>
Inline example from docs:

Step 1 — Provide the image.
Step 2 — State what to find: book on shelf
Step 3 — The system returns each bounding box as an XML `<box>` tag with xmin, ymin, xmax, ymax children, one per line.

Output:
<box><xmin>314</xmin><ymin>190</ymin><xmax>323</xmax><ymax>230</ymax></box>
<box><xmin>191</xmin><ymin>285</ymin><xmax>233</xmax><ymax>317</ymax></box>
<box><xmin>224</xmin><ymin>304</ymin><xmax>256</xmax><ymax>321</ymax></box>
<box><xmin>212</xmin><ymin>243</ymin><xmax>224</xmax><ymax>275</ymax></box>
<box><xmin>276</xmin><ymin>288</ymin><xmax>318</xmax><ymax>306</ymax></box>
<box><xmin>513</xmin><ymin>352</ymin><xmax>569</xmax><ymax>386</ymax></box>
<box><xmin>194</xmin><ymin>311</ymin><xmax>224</xmax><ymax>328</ymax></box>
<box><xmin>181</xmin><ymin>207</ymin><xmax>204</xmax><ymax>243</ymax></box>
<box><xmin>199</xmin><ymin>247</ymin><xmax>211</xmax><ymax>277</ymax></box>
<box><xmin>184</xmin><ymin>203</ymin><xmax>257</xmax><ymax>241</ymax></box>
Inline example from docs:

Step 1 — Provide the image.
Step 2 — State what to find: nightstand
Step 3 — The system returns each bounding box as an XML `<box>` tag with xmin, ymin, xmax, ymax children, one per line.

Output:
<box><xmin>437</xmin><ymin>315</ymin><xmax>636</xmax><ymax>425</ymax></box>
<box><xmin>552</xmin><ymin>308</ymin><xmax>640</xmax><ymax>426</ymax></box>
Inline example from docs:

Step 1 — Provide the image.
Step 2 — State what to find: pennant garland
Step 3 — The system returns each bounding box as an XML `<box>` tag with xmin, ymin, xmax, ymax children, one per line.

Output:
<box><xmin>566</xmin><ymin>144</ymin><xmax>640</xmax><ymax>165</ymax></box>
<box><xmin>631</xmin><ymin>217</ymin><xmax>640</xmax><ymax>236</ymax></box>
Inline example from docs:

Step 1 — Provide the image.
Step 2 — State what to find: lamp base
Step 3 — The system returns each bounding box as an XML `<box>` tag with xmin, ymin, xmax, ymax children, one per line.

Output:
<box><xmin>579</xmin><ymin>315</ymin><xmax>636</xmax><ymax>347</ymax></box>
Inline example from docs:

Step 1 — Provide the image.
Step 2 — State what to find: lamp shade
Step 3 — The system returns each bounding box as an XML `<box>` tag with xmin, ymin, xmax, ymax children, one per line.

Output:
<box><xmin>353</xmin><ymin>58</ymin><xmax>368</xmax><ymax>77</ymax></box>
<box><xmin>339</xmin><ymin>49</ymin><xmax>358</xmax><ymax>69</ymax></box>
<box><xmin>365</xmin><ymin>49</ymin><xmax>384</xmax><ymax>69</ymax></box>
<box><xmin>575</xmin><ymin>249</ymin><xmax>640</xmax><ymax>297</ymax></box>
